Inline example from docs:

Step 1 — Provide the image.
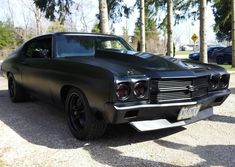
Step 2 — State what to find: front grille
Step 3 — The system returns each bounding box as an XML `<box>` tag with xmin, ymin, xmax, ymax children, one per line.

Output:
<box><xmin>157</xmin><ymin>91</ymin><xmax>191</xmax><ymax>102</ymax></box>
<box><xmin>150</xmin><ymin>77</ymin><xmax>208</xmax><ymax>103</ymax></box>
<box><xmin>158</xmin><ymin>80</ymin><xmax>192</xmax><ymax>90</ymax></box>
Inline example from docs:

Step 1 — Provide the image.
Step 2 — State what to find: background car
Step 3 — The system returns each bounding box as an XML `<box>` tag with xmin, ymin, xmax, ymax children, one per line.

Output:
<box><xmin>189</xmin><ymin>46</ymin><xmax>225</xmax><ymax>61</ymax></box>
<box><xmin>212</xmin><ymin>46</ymin><xmax>232</xmax><ymax>64</ymax></box>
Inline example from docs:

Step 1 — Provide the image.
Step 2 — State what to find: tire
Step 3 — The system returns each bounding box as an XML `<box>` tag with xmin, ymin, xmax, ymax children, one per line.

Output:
<box><xmin>216</xmin><ymin>56</ymin><xmax>224</xmax><ymax>64</ymax></box>
<box><xmin>65</xmin><ymin>88</ymin><xmax>107</xmax><ymax>140</ymax></box>
<box><xmin>8</xmin><ymin>73</ymin><xmax>28</xmax><ymax>102</ymax></box>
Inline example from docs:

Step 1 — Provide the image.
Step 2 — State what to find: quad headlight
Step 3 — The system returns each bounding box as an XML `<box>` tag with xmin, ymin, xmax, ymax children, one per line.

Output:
<box><xmin>209</xmin><ymin>75</ymin><xmax>220</xmax><ymax>89</ymax></box>
<box><xmin>116</xmin><ymin>83</ymin><xmax>130</xmax><ymax>101</ymax></box>
<box><xmin>220</xmin><ymin>74</ymin><xmax>230</xmax><ymax>88</ymax></box>
<box><xmin>133</xmin><ymin>81</ymin><xmax>147</xmax><ymax>98</ymax></box>
<box><xmin>209</xmin><ymin>74</ymin><xmax>230</xmax><ymax>90</ymax></box>
<box><xmin>115</xmin><ymin>79</ymin><xmax>149</xmax><ymax>101</ymax></box>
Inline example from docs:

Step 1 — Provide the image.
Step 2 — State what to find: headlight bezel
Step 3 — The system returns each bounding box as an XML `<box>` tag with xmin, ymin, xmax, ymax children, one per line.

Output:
<box><xmin>209</xmin><ymin>74</ymin><xmax>230</xmax><ymax>91</ymax></box>
<box><xmin>115</xmin><ymin>77</ymin><xmax>149</xmax><ymax>101</ymax></box>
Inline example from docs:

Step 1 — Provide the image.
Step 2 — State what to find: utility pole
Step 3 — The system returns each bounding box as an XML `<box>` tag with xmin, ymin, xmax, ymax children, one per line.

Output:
<box><xmin>199</xmin><ymin>0</ymin><xmax>208</xmax><ymax>63</ymax></box>
<box><xmin>232</xmin><ymin>0</ymin><xmax>235</xmax><ymax>67</ymax></box>
<box><xmin>167</xmin><ymin>0</ymin><xmax>173</xmax><ymax>56</ymax></box>
<box><xmin>140</xmin><ymin>0</ymin><xmax>145</xmax><ymax>52</ymax></box>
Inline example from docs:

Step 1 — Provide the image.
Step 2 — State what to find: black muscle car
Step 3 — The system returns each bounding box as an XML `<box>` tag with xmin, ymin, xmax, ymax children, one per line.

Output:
<box><xmin>1</xmin><ymin>32</ymin><xmax>231</xmax><ymax>140</ymax></box>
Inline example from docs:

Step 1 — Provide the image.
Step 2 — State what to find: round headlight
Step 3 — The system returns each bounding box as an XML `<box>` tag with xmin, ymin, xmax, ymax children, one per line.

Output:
<box><xmin>116</xmin><ymin>83</ymin><xmax>130</xmax><ymax>100</ymax></box>
<box><xmin>134</xmin><ymin>81</ymin><xmax>147</xmax><ymax>98</ymax></box>
<box><xmin>210</xmin><ymin>75</ymin><xmax>220</xmax><ymax>89</ymax></box>
<box><xmin>220</xmin><ymin>74</ymin><xmax>229</xmax><ymax>88</ymax></box>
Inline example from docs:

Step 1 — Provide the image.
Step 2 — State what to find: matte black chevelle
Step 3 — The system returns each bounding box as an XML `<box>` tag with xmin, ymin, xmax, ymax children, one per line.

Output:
<box><xmin>1</xmin><ymin>32</ymin><xmax>231</xmax><ymax>139</ymax></box>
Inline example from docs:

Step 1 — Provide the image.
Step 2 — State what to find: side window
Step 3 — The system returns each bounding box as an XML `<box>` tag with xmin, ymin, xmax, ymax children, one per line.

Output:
<box><xmin>24</xmin><ymin>37</ymin><xmax>52</xmax><ymax>58</ymax></box>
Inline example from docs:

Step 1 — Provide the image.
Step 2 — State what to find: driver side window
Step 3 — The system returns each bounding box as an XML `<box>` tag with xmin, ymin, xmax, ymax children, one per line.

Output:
<box><xmin>24</xmin><ymin>37</ymin><xmax>52</xmax><ymax>58</ymax></box>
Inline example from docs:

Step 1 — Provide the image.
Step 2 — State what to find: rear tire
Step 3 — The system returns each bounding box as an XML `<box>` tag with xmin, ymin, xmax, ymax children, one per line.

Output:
<box><xmin>65</xmin><ymin>88</ymin><xmax>107</xmax><ymax>140</ymax></box>
<box><xmin>8</xmin><ymin>73</ymin><xmax>28</xmax><ymax>102</ymax></box>
<box><xmin>216</xmin><ymin>56</ymin><xmax>224</xmax><ymax>64</ymax></box>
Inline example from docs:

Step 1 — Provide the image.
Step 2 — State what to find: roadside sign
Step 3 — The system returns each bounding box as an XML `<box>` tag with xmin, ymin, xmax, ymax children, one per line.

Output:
<box><xmin>191</xmin><ymin>33</ymin><xmax>198</xmax><ymax>43</ymax></box>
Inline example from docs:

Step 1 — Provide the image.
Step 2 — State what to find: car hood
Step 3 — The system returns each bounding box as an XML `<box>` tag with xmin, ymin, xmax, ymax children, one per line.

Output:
<box><xmin>62</xmin><ymin>50</ymin><xmax>226</xmax><ymax>78</ymax></box>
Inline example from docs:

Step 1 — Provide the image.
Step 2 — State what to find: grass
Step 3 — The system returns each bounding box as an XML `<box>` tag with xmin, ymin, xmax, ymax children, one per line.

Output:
<box><xmin>219</xmin><ymin>65</ymin><xmax>235</xmax><ymax>71</ymax></box>
<box><xmin>175</xmin><ymin>51</ymin><xmax>191</xmax><ymax>55</ymax></box>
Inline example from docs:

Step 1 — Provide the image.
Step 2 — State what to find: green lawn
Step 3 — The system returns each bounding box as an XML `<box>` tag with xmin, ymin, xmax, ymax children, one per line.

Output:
<box><xmin>219</xmin><ymin>65</ymin><xmax>235</xmax><ymax>71</ymax></box>
<box><xmin>175</xmin><ymin>51</ymin><xmax>191</xmax><ymax>55</ymax></box>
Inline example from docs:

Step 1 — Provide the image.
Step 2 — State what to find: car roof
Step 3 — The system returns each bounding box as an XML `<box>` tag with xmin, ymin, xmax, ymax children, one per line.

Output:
<box><xmin>32</xmin><ymin>32</ymin><xmax>122</xmax><ymax>39</ymax></box>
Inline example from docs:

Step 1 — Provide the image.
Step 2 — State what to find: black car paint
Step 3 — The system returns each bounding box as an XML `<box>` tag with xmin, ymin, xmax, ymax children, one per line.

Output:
<box><xmin>213</xmin><ymin>46</ymin><xmax>232</xmax><ymax>64</ymax></box>
<box><xmin>1</xmin><ymin>32</ymin><xmax>230</xmax><ymax>124</ymax></box>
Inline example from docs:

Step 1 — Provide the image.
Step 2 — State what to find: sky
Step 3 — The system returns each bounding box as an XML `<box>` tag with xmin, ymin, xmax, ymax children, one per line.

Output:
<box><xmin>0</xmin><ymin>0</ymin><xmax>217</xmax><ymax>45</ymax></box>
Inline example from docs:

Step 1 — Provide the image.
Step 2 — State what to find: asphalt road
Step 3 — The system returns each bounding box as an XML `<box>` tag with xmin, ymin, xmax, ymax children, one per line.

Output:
<box><xmin>0</xmin><ymin>75</ymin><xmax>235</xmax><ymax>167</ymax></box>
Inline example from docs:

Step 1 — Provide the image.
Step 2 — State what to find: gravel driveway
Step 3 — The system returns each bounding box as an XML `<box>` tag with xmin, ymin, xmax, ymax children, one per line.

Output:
<box><xmin>0</xmin><ymin>75</ymin><xmax>235</xmax><ymax>167</ymax></box>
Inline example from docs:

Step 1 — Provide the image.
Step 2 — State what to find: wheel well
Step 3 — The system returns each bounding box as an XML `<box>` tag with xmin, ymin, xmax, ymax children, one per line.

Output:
<box><xmin>7</xmin><ymin>72</ymin><xmax>12</xmax><ymax>78</ymax></box>
<box><xmin>61</xmin><ymin>85</ymin><xmax>106</xmax><ymax>121</ymax></box>
<box><xmin>60</xmin><ymin>85</ymin><xmax>74</xmax><ymax>104</ymax></box>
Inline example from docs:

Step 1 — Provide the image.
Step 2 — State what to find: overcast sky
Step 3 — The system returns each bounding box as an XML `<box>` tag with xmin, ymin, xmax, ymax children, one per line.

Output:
<box><xmin>0</xmin><ymin>0</ymin><xmax>216</xmax><ymax>45</ymax></box>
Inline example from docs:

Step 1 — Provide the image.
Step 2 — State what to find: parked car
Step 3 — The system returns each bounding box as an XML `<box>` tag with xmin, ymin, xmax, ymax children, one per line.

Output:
<box><xmin>189</xmin><ymin>46</ymin><xmax>225</xmax><ymax>61</ymax></box>
<box><xmin>212</xmin><ymin>46</ymin><xmax>232</xmax><ymax>64</ymax></box>
<box><xmin>1</xmin><ymin>32</ymin><xmax>231</xmax><ymax>140</ymax></box>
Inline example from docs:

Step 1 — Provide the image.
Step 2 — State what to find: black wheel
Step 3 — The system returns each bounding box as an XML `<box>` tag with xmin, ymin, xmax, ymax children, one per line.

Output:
<box><xmin>65</xmin><ymin>88</ymin><xmax>107</xmax><ymax>140</ymax></box>
<box><xmin>216</xmin><ymin>56</ymin><xmax>224</xmax><ymax>64</ymax></box>
<box><xmin>8</xmin><ymin>73</ymin><xmax>28</xmax><ymax>102</ymax></box>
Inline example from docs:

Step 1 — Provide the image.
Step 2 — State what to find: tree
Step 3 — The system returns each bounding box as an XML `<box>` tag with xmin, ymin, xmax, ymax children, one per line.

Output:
<box><xmin>140</xmin><ymin>0</ymin><xmax>145</xmax><ymax>52</ymax></box>
<box><xmin>99</xmin><ymin>0</ymin><xmax>110</xmax><ymax>34</ymax></box>
<box><xmin>0</xmin><ymin>21</ymin><xmax>15</xmax><ymax>49</ymax></box>
<box><xmin>212</xmin><ymin>0</ymin><xmax>232</xmax><ymax>42</ymax></box>
<box><xmin>172</xmin><ymin>0</ymin><xmax>209</xmax><ymax>63</ymax></box>
<box><xmin>47</xmin><ymin>21</ymin><xmax>66</xmax><ymax>32</ymax></box>
<box><xmin>34</xmin><ymin>0</ymin><xmax>73</xmax><ymax>23</ymax></box>
<box><xmin>167</xmin><ymin>0</ymin><xmax>173</xmax><ymax>56</ymax></box>
<box><xmin>0</xmin><ymin>21</ymin><xmax>23</xmax><ymax>50</ymax></box>
<box><xmin>199</xmin><ymin>0</ymin><xmax>208</xmax><ymax>63</ymax></box>
<box><xmin>92</xmin><ymin>23</ymin><xmax>101</xmax><ymax>33</ymax></box>
<box><xmin>133</xmin><ymin>0</ymin><xmax>163</xmax><ymax>53</ymax></box>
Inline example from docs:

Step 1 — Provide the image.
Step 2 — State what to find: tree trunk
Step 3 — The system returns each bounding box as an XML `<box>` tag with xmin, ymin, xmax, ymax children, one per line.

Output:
<box><xmin>199</xmin><ymin>0</ymin><xmax>208</xmax><ymax>63</ymax></box>
<box><xmin>140</xmin><ymin>0</ymin><xmax>145</xmax><ymax>52</ymax></box>
<box><xmin>232</xmin><ymin>0</ymin><xmax>235</xmax><ymax>67</ymax></box>
<box><xmin>35</xmin><ymin>7</ymin><xmax>40</xmax><ymax>35</ymax></box>
<box><xmin>167</xmin><ymin>0</ymin><xmax>173</xmax><ymax>56</ymax></box>
<box><xmin>99</xmin><ymin>0</ymin><xmax>110</xmax><ymax>34</ymax></box>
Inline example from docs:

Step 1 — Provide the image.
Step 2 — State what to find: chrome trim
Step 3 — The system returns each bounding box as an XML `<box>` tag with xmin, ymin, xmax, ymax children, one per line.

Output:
<box><xmin>114</xmin><ymin>101</ymin><xmax>197</xmax><ymax>110</ymax></box>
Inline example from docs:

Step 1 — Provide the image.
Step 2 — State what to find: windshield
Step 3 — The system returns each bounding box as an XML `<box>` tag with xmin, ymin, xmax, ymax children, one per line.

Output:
<box><xmin>55</xmin><ymin>35</ymin><xmax>133</xmax><ymax>58</ymax></box>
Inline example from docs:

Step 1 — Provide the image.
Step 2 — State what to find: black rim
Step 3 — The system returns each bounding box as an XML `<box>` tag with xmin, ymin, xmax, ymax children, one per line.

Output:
<box><xmin>8</xmin><ymin>77</ymin><xmax>14</xmax><ymax>98</ymax></box>
<box><xmin>69</xmin><ymin>93</ymin><xmax>86</xmax><ymax>131</ymax></box>
<box><xmin>217</xmin><ymin>57</ymin><xmax>223</xmax><ymax>64</ymax></box>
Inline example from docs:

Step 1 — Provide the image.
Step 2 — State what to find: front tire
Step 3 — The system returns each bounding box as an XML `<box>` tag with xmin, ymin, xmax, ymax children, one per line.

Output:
<box><xmin>65</xmin><ymin>88</ymin><xmax>107</xmax><ymax>140</ymax></box>
<box><xmin>216</xmin><ymin>56</ymin><xmax>224</xmax><ymax>64</ymax></box>
<box><xmin>8</xmin><ymin>73</ymin><xmax>28</xmax><ymax>102</ymax></box>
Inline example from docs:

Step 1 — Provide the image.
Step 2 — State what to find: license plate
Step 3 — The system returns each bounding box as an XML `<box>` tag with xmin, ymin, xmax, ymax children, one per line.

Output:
<box><xmin>177</xmin><ymin>104</ymin><xmax>201</xmax><ymax>121</ymax></box>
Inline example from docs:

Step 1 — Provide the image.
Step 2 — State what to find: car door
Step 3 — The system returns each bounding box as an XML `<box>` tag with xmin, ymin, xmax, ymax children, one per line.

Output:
<box><xmin>21</xmin><ymin>36</ymin><xmax>53</xmax><ymax>101</ymax></box>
